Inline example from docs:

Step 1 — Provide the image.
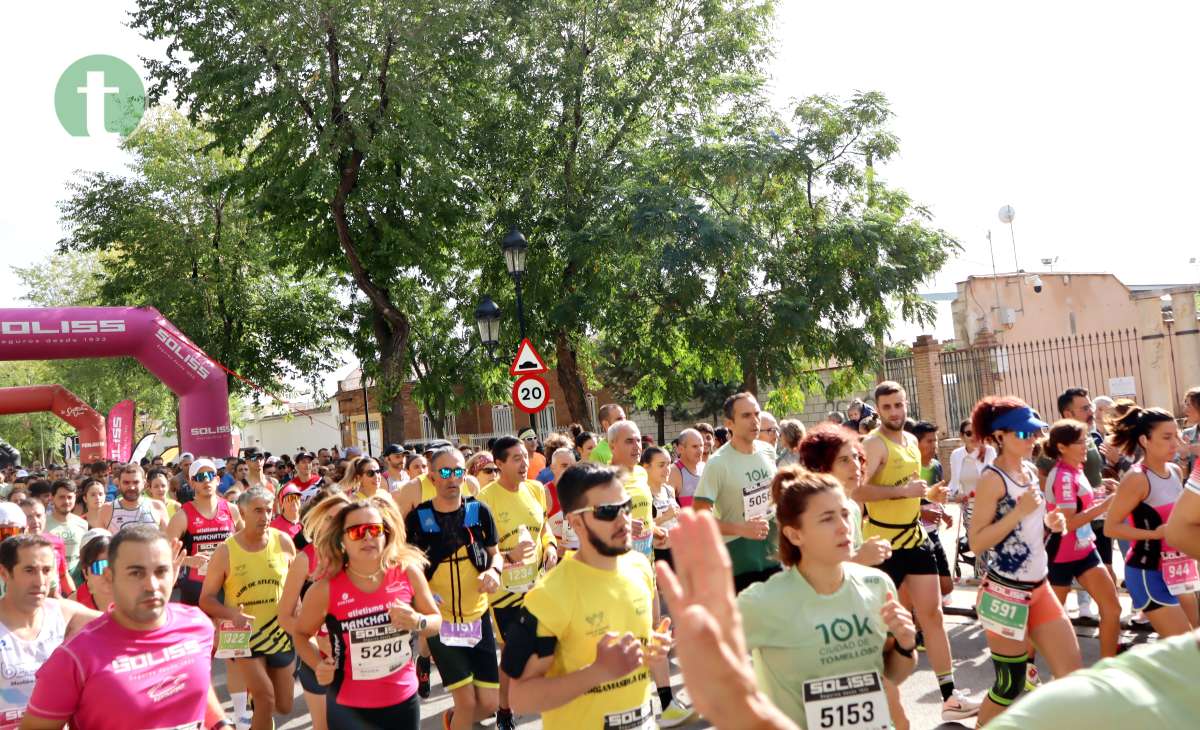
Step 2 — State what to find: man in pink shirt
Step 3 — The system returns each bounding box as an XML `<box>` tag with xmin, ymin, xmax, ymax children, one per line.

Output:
<box><xmin>20</xmin><ymin>524</ymin><xmax>233</xmax><ymax>730</ymax></box>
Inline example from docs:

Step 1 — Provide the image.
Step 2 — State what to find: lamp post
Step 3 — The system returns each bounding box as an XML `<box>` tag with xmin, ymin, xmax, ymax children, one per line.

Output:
<box><xmin>474</xmin><ymin>296</ymin><xmax>502</xmax><ymax>359</ymax></box>
<box><xmin>1162</xmin><ymin>294</ymin><xmax>1180</xmax><ymax>408</ymax></box>
<box><xmin>501</xmin><ymin>227</ymin><xmax>536</xmax><ymax>432</ymax></box>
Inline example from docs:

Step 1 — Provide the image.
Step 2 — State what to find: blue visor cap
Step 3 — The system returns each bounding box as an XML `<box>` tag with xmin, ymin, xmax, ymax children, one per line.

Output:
<box><xmin>990</xmin><ymin>406</ymin><xmax>1048</xmax><ymax>433</ymax></box>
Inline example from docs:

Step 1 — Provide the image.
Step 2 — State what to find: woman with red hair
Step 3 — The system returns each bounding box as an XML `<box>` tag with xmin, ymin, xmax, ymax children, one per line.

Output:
<box><xmin>968</xmin><ymin>396</ymin><xmax>1079</xmax><ymax>725</ymax></box>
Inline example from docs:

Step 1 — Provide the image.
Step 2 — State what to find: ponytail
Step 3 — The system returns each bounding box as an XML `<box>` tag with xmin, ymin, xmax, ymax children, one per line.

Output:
<box><xmin>1108</xmin><ymin>406</ymin><xmax>1174</xmax><ymax>456</ymax></box>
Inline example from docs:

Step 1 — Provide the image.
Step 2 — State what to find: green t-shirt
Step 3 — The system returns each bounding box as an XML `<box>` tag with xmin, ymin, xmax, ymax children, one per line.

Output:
<box><xmin>46</xmin><ymin>512</ymin><xmax>88</xmax><ymax>584</ymax></box>
<box><xmin>694</xmin><ymin>440</ymin><xmax>779</xmax><ymax>576</ymax></box>
<box><xmin>987</xmin><ymin>631</ymin><xmax>1200</xmax><ymax>730</ymax></box>
<box><xmin>848</xmin><ymin>497</ymin><xmax>863</xmax><ymax>551</ymax></box>
<box><xmin>738</xmin><ymin>563</ymin><xmax>896</xmax><ymax>729</ymax></box>
<box><xmin>589</xmin><ymin>439</ymin><xmax>613</xmax><ymax>464</ymax></box>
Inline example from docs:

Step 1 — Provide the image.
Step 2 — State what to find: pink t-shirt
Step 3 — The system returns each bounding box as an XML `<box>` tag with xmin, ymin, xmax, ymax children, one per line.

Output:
<box><xmin>1043</xmin><ymin>461</ymin><xmax>1096</xmax><ymax>563</ymax></box>
<box><xmin>327</xmin><ymin>566</ymin><xmax>417</xmax><ymax>708</ymax></box>
<box><xmin>27</xmin><ymin>603</ymin><xmax>214</xmax><ymax>730</ymax></box>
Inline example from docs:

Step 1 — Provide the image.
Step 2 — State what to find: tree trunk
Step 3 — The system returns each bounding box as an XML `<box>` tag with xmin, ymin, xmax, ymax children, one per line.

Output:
<box><xmin>740</xmin><ymin>353</ymin><xmax>759</xmax><ymax>396</ymax></box>
<box><xmin>655</xmin><ymin>405</ymin><xmax>665</xmax><ymax>446</ymax></box>
<box><xmin>553</xmin><ymin>330</ymin><xmax>593</xmax><ymax>431</ymax></box>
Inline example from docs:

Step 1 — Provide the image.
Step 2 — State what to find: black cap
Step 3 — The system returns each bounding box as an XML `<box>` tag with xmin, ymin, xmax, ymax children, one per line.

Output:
<box><xmin>381</xmin><ymin>443</ymin><xmax>405</xmax><ymax>457</ymax></box>
<box><xmin>294</xmin><ymin>451</ymin><xmax>315</xmax><ymax>463</ymax></box>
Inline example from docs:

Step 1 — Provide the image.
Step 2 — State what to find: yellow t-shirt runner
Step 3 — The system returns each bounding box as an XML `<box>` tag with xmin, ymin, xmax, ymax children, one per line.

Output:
<box><xmin>862</xmin><ymin>431</ymin><xmax>925</xmax><ymax>549</ymax></box>
<box><xmin>222</xmin><ymin>530</ymin><xmax>292</xmax><ymax>655</ymax></box>
<box><xmin>478</xmin><ymin>479</ymin><xmax>554</xmax><ymax>610</ymax></box>
<box><xmin>622</xmin><ymin>467</ymin><xmax>655</xmax><ymax>563</ymax></box>
<box><xmin>522</xmin><ymin>551</ymin><xmax>655</xmax><ymax>730</ymax></box>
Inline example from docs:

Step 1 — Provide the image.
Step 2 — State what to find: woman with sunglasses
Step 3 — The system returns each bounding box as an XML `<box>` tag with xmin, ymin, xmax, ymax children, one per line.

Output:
<box><xmin>293</xmin><ymin>495</ymin><xmax>440</xmax><ymax>729</ymax></box>
<box><xmin>968</xmin><ymin>396</ymin><xmax>1078</xmax><ymax>726</ymax></box>
<box><xmin>351</xmin><ymin>458</ymin><xmax>395</xmax><ymax>505</ymax></box>
<box><xmin>1104</xmin><ymin>405</ymin><xmax>1197</xmax><ymax>636</ymax></box>
<box><xmin>732</xmin><ymin>467</ymin><xmax>916</xmax><ymax>730</ymax></box>
<box><xmin>1041</xmin><ymin>419</ymin><xmax>1122</xmax><ymax>657</ymax></box>
<box><xmin>279</xmin><ymin>489</ymin><xmax>351</xmax><ymax>730</ymax></box>
<box><xmin>271</xmin><ymin>483</ymin><xmax>305</xmax><ymax>540</ymax></box>
<box><xmin>74</xmin><ymin>528</ymin><xmax>113</xmax><ymax>611</ymax></box>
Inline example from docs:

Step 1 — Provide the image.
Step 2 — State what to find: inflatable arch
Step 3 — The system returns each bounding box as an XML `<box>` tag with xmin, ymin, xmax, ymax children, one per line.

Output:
<box><xmin>0</xmin><ymin>307</ymin><xmax>232</xmax><ymax>456</ymax></box>
<box><xmin>0</xmin><ymin>385</ymin><xmax>106</xmax><ymax>462</ymax></box>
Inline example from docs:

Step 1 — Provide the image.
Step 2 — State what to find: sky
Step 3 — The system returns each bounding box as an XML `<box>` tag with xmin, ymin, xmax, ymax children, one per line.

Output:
<box><xmin>4</xmin><ymin>1</ymin><xmax>1200</xmax><ymax>392</ymax></box>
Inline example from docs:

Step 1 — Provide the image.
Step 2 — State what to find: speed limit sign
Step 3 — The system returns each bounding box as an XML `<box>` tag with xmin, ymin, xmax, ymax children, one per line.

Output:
<box><xmin>512</xmin><ymin>374</ymin><xmax>549</xmax><ymax>414</ymax></box>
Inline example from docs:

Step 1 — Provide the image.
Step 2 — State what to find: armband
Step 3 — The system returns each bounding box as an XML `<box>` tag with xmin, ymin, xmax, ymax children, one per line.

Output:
<box><xmin>499</xmin><ymin>608</ymin><xmax>558</xmax><ymax>678</ymax></box>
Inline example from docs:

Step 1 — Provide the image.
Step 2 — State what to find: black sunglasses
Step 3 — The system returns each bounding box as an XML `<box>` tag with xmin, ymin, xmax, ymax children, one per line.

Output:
<box><xmin>569</xmin><ymin>499</ymin><xmax>632</xmax><ymax>522</ymax></box>
<box><xmin>362</xmin><ymin>469</ymin><xmax>380</xmax><ymax>477</ymax></box>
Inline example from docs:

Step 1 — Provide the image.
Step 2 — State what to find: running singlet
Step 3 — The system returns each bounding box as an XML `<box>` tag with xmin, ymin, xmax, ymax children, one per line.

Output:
<box><xmin>324</xmin><ymin>566</ymin><xmax>417</xmax><ymax>708</ymax></box>
<box><xmin>477</xmin><ymin>480</ymin><xmax>550</xmax><ymax>609</ymax></box>
<box><xmin>523</xmin><ymin>552</ymin><xmax>655</xmax><ymax>730</ymax></box>
<box><xmin>672</xmin><ymin>459</ymin><xmax>702</xmax><ymax>507</ymax></box>
<box><xmin>270</xmin><ymin>515</ymin><xmax>303</xmax><ymax>540</ymax></box>
<box><xmin>1124</xmin><ymin>463</ymin><xmax>1185</xmax><ymax>570</ymax></box>
<box><xmin>1044</xmin><ymin>461</ymin><xmax>1097</xmax><ymax>563</ymax></box>
<box><xmin>107</xmin><ymin>499</ymin><xmax>157</xmax><ymax>533</ymax></box>
<box><xmin>983</xmin><ymin>464</ymin><xmax>1048</xmax><ymax>583</ymax></box>
<box><xmin>181</xmin><ymin>500</ymin><xmax>236</xmax><ymax>583</ymax></box>
<box><xmin>738</xmin><ymin>564</ymin><xmax>896</xmax><ymax>729</ymax></box>
<box><xmin>222</xmin><ymin>531</ymin><xmax>292</xmax><ymax>655</ymax></box>
<box><xmin>862</xmin><ymin>432</ymin><xmax>924</xmax><ymax>549</ymax></box>
<box><xmin>28</xmin><ymin>604</ymin><xmax>214</xmax><ymax>730</ymax></box>
<box><xmin>0</xmin><ymin>598</ymin><xmax>67</xmax><ymax>729</ymax></box>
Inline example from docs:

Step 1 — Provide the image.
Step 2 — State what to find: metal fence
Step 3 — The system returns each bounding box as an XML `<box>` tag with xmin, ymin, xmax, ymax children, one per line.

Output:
<box><xmin>939</xmin><ymin>329</ymin><xmax>1144</xmax><ymax>429</ymax></box>
<box><xmin>883</xmin><ymin>355</ymin><xmax>920</xmax><ymax>416</ymax></box>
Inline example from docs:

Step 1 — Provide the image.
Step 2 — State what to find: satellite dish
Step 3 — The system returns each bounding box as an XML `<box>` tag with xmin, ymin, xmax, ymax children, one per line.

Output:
<box><xmin>998</xmin><ymin>205</ymin><xmax>1016</xmax><ymax>224</ymax></box>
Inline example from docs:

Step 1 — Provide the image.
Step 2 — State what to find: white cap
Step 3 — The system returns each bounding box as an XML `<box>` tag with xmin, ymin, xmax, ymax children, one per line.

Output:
<box><xmin>189</xmin><ymin>458</ymin><xmax>218</xmax><ymax>479</ymax></box>
<box><xmin>80</xmin><ymin>527</ymin><xmax>112</xmax><ymax>552</ymax></box>
<box><xmin>0</xmin><ymin>502</ymin><xmax>27</xmax><ymax>527</ymax></box>
<box><xmin>14</xmin><ymin>470</ymin><xmax>28</xmax><ymax>479</ymax></box>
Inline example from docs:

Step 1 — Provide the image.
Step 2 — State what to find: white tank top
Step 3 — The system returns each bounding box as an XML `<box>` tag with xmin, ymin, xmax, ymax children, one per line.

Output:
<box><xmin>983</xmin><ymin>463</ymin><xmax>1048</xmax><ymax>584</ymax></box>
<box><xmin>674</xmin><ymin>460</ymin><xmax>703</xmax><ymax>501</ymax></box>
<box><xmin>0</xmin><ymin>598</ymin><xmax>67</xmax><ymax>727</ymax></box>
<box><xmin>107</xmin><ymin>499</ymin><xmax>157</xmax><ymax>533</ymax></box>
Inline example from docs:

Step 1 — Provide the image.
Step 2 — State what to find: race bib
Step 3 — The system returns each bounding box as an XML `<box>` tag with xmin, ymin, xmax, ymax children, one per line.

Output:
<box><xmin>562</xmin><ymin>521</ymin><xmax>580</xmax><ymax>550</ymax></box>
<box><xmin>977</xmin><ymin>579</ymin><xmax>1031</xmax><ymax>641</ymax></box>
<box><xmin>1074</xmin><ymin>522</ymin><xmax>1095</xmax><ymax>550</ymax></box>
<box><xmin>633</xmin><ymin>535</ymin><xmax>653</xmax><ymax>560</ymax></box>
<box><xmin>802</xmin><ymin>670</ymin><xmax>889</xmax><ymax>730</ymax></box>
<box><xmin>1162</xmin><ymin>552</ymin><xmax>1200</xmax><ymax>596</ymax></box>
<box><xmin>502</xmin><ymin>562</ymin><xmax>537</xmax><ymax>593</ymax></box>
<box><xmin>192</xmin><ymin>542</ymin><xmax>220</xmax><ymax>578</ymax></box>
<box><xmin>439</xmin><ymin>619</ymin><xmax>483</xmax><ymax>648</ymax></box>
<box><xmin>348</xmin><ymin>625</ymin><xmax>412</xmax><ymax>680</ymax></box>
<box><xmin>742</xmin><ymin>482</ymin><xmax>771</xmax><ymax>521</ymax></box>
<box><xmin>602</xmin><ymin>701</ymin><xmax>654</xmax><ymax>730</ymax></box>
<box><xmin>214</xmin><ymin>620</ymin><xmax>252</xmax><ymax>659</ymax></box>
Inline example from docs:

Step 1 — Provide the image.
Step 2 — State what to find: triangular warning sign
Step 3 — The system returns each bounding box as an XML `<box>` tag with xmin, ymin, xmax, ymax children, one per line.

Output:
<box><xmin>509</xmin><ymin>338</ymin><xmax>548</xmax><ymax>376</ymax></box>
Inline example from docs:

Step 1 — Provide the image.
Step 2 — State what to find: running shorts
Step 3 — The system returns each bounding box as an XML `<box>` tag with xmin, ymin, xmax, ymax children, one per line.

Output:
<box><xmin>326</xmin><ymin>691</ymin><xmax>419</xmax><ymax>730</ymax></box>
<box><xmin>927</xmin><ymin>530</ymin><xmax>951</xmax><ymax>578</ymax></box>
<box><xmin>428</xmin><ymin>617</ymin><xmax>500</xmax><ymax>691</ymax></box>
<box><xmin>1125</xmin><ymin>565</ymin><xmax>1179</xmax><ymax>612</ymax></box>
<box><xmin>980</xmin><ymin>573</ymin><xmax>1066</xmax><ymax>634</ymax></box>
<box><xmin>1047</xmin><ymin>549</ymin><xmax>1102</xmax><ymax>588</ymax></box>
<box><xmin>877</xmin><ymin>538</ymin><xmax>938</xmax><ymax>588</ymax></box>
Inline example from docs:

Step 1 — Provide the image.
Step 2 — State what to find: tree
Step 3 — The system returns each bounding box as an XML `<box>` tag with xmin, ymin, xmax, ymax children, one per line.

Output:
<box><xmin>132</xmin><ymin>0</ymin><xmax>491</xmax><ymax>443</ymax></box>
<box><xmin>57</xmin><ymin>108</ymin><xmax>347</xmax><ymax>397</ymax></box>
<box><xmin>0</xmin><ymin>361</ymin><xmax>73</xmax><ymax>465</ymax></box>
<box><xmin>474</xmin><ymin>0</ymin><xmax>776</xmax><ymax>429</ymax></box>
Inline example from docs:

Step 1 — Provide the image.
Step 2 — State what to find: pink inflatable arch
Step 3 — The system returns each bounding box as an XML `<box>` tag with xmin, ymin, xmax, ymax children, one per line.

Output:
<box><xmin>0</xmin><ymin>307</ymin><xmax>232</xmax><ymax>456</ymax></box>
<box><xmin>0</xmin><ymin>385</ymin><xmax>106</xmax><ymax>462</ymax></box>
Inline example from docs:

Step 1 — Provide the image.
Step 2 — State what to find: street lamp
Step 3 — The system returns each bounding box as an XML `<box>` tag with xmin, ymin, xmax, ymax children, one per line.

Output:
<box><xmin>474</xmin><ymin>296</ymin><xmax>502</xmax><ymax>359</ymax></box>
<box><xmin>500</xmin><ymin>226</ymin><xmax>535</xmax><ymax>431</ymax></box>
<box><xmin>1162</xmin><ymin>293</ymin><xmax>1180</xmax><ymax>408</ymax></box>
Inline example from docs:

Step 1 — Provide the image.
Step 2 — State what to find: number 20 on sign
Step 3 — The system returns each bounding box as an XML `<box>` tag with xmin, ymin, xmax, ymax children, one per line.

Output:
<box><xmin>512</xmin><ymin>374</ymin><xmax>549</xmax><ymax>414</ymax></box>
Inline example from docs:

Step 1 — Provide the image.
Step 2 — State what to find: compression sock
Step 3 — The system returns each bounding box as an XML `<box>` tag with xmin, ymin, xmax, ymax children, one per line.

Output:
<box><xmin>937</xmin><ymin>671</ymin><xmax>955</xmax><ymax>702</ymax></box>
<box><xmin>658</xmin><ymin>685</ymin><xmax>674</xmax><ymax>709</ymax></box>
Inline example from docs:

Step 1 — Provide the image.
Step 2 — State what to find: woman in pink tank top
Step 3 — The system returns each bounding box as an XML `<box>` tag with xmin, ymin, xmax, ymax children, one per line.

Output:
<box><xmin>293</xmin><ymin>494</ymin><xmax>440</xmax><ymax>730</ymax></box>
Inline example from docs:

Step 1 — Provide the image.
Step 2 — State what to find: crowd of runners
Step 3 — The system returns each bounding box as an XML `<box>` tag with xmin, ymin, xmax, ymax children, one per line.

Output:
<box><xmin>0</xmin><ymin>383</ymin><xmax>1199</xmax><ymax>729</ymax></box>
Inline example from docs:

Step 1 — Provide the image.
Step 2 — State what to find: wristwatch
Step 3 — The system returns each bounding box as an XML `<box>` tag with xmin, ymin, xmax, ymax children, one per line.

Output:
<box><xmin>417</xmin><ymin>615</ymin><xmax>428</xmax><ymax>632</ymax></box>
<box><xmin>893</xmin><ymin>641</ymin><xmax>915</xmax><ymax>658</ymax></box>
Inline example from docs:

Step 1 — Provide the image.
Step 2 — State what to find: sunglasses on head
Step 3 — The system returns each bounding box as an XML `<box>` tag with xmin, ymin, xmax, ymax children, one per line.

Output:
<box><xmin>344</xmin><ymin>522</ymin><xmax>388</xmax><ymax>541</ymax></box>
<box><xmin>438</xmin><ymin>467</ymin><xmax>466</xmax><ymax>479</ymax></box>
<box><xmin>569</xmin><ymin>499</ymin><xmax>632</xmax><ymax>522</ymax></box>
<box><xmin>194</xmin><ymin>471</ymin><xmax>215</xmax><ymax>481</ymax></box>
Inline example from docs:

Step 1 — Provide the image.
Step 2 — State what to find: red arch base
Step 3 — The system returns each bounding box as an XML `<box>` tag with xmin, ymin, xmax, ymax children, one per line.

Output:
<box><xmin>0</xmin><ymin>385</ymin><xmax>106</xmax><ymax>462</ymax></box>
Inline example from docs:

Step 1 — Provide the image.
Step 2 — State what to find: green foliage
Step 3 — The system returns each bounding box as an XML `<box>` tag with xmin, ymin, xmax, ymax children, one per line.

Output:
<box><xmin>0</xmin><ymin>362</ymin><xmax>73</xmax><ymax>464</ymax></box>
<box><xmin>57</xmin><ymin>108</ymin><xmax>347</xmax><ymax>396</ymax></box>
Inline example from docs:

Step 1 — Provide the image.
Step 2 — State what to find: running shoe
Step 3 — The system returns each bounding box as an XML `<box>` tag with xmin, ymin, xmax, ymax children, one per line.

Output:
<box><xmin>496</xmin><ymin>709</ymin><xmax>517</xmax><ymax>730</ymax></box>
<box><xmin>659</xmin><ymin>693</ymin><xmax>696</xmax><ymax>728</ymax></box>
<box><xmin>417</xmin><ymin>655</ymin><xmax>432</xmax><ymax>698</ymax></box>
<box><xmin>942</xmin><ymin>689</ymin><xmax>982</xmax><ymax>721</ymax></box>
